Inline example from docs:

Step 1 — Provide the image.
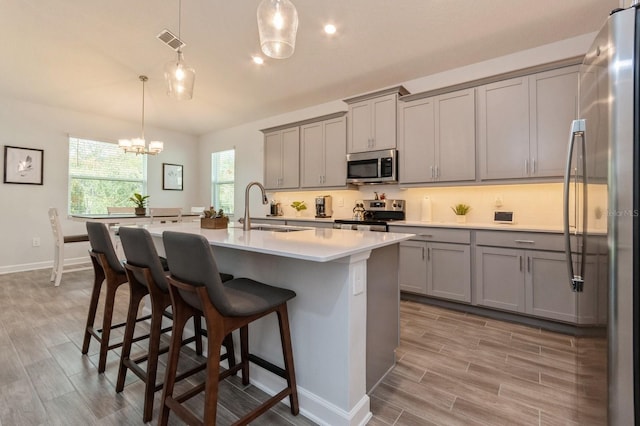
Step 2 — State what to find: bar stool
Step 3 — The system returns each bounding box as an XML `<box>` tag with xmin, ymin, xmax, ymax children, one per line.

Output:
<box><xmin>116</xmin><ymin>227</ymin><xmax>235</xmax><ymax>423</ymax></box>
<box><xmin>160</xmin><ymin>231</ymin><xmax>299</xmax><ymax>426</ymax></box>
<box><xmin>82</xmin><ymin>221</ymin><xmax>152</xmax><ymax>373</ymax></box>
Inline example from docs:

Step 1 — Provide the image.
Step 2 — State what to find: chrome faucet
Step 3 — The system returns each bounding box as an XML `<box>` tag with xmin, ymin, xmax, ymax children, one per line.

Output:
<box><xmin>243</xmin><ymin>181</ymin><xmax>269</xmax><ymax>231</ymax></box>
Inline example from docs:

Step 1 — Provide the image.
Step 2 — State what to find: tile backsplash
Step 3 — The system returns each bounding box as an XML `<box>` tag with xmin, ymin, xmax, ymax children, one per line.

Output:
<box><xmin>269</xmin><ymin>182</ymin><xmax>607</xmax><ymax>230</ymax></box>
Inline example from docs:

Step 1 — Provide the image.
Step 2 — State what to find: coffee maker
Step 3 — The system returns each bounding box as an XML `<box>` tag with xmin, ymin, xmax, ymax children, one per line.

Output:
<box><xmin>315</xmin><ymin>195</ymin><xmax>333</xmax><ymax>218</ymax></box>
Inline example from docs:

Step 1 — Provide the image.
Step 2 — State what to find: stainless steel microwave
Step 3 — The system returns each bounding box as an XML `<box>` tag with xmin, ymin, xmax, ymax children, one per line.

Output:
<box><xmin>346</xmin><ymin>149</ymin><xmax>397</xmax><ymax>184</ymax></box>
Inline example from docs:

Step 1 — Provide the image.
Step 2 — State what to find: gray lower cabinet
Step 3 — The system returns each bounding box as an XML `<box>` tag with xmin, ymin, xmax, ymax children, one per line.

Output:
<box><xmin>399</xmin><ymin>237</ymin><xmax>471</xmax><ymax>303</ymax></box>
<box><xmin>475</xmin><ymin>243</ymin><xmax>601</xmax><ymax>324</ymax></box>
<box><xmin>475</xmin><ymin>246</ymin><xmax>526</xmax><ymax>312</ymax></box>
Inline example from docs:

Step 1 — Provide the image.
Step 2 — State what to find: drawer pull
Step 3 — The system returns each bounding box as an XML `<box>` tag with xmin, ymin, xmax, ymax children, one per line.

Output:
<box><xmin>419</xmin><ymin>234</ymin><xmax>433</xmax><ymax>238</ymax></box>
<box><xmin>515</xmin><ymin>239</ymin><xmax>535</xmax><ymax>244</ymax></box>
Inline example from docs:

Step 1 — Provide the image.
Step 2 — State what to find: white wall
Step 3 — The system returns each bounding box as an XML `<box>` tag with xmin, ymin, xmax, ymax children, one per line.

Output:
<box><xmin>197</xmin><ymin>33</ymin><xmax>597</xmax><ymax>220</ymax></box>
<box><xmin>0</xmin><ymin>97</ymin><xmax>199</xmax><ymax>273</ymax></box>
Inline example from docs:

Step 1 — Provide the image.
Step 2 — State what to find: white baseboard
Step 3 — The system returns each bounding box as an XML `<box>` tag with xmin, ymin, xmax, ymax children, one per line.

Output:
<box><xmin>0</xmin><ymin>256</ymin><xmax>91</xmax><ymax>275</ymax></box>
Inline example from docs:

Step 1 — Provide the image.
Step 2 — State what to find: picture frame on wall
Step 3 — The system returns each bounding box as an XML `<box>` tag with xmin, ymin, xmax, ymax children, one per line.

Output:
<box><xmin>162</xmin><ymin>163</ymin><xmax>183</xmax><ymax>191</ymax></box>
<box><xmin>3</xmin><ymin>145</ymin><xmax>44</xmax><ymax>185</ymax></box>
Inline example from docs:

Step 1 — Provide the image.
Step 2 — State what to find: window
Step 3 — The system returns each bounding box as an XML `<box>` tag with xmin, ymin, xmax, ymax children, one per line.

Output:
<box><xmin>68</xmin><ymin>137</ymin><xmax>146</xmax><ymax>214</ymax></box>
<box><xmin>211</xmin><ymin>149</ymin><xmax>235</xmax><ymax>215</ymax></box>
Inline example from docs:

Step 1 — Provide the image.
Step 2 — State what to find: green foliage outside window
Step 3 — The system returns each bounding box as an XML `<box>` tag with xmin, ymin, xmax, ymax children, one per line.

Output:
<box><xmin>68</xmin><ymin>137</ymin><xmax>145</xmax><ymax>214</ymax></box>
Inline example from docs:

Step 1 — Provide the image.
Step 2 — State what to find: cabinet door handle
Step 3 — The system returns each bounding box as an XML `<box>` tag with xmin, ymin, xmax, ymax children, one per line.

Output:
<box><xmin>532</xmin><ymin>158</ymin><xmax>536</xmax><ymax>174</ymax></box>
<box><xmin>435</xmin><ymin>165</ymin><xmax>439</xmax><ymax>179</ymax></box>
<box><xmin>527</xmin><ymin>256</ymin><xmax>531</xmax><ymax>272</ymax></box>
<box><xmin>515</xmin><ymin>239</ymin><xmax>535</xmax><ymax>244</ymax></box>
<box><xmin>519</xmin><ymin>255</ymin><xmax>523</xmax><ymax>271</ymax></box>
<box><xmin>430</xmin><ymin>166</ymin><xmax>434</xmax><ymax>179</ymax></box>
<box><xmin>422</xmin><ymin>247</ymin><xmax>425</xmax><ymax>260</ymax></box>
<box><xmin>427</xmin><ymin>247</ymin><xmax>431</xmax><ymax>261</ymax></box>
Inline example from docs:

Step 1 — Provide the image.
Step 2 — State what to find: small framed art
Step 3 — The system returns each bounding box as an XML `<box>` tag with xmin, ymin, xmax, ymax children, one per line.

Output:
<box><xmin>162</xmin><ymin>163</ymin><xmax>183</xmax><ymax>191</ymax></box>
<box><xmin>3</xmin><ymin>145</ymin><xmax>44</xmax><ymax>185</ymax></box>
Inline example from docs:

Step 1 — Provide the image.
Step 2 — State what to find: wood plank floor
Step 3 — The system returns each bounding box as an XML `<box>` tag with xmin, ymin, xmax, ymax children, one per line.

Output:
<box><xmin>0</xmin><ymin>268</ymin><xmax>606</xmax><ymax>425</ymax></box>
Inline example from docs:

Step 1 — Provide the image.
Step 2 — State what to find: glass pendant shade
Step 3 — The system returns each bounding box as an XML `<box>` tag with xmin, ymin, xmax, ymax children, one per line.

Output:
<box><xmin>165</xmin><ymin>51</ymin><xmax>195</xmax><ymax>100</ymax></box>
<box><xmin>257</xmin><ymin>0</ymin><xmax>298</xmax><ymax>59</ymax></box>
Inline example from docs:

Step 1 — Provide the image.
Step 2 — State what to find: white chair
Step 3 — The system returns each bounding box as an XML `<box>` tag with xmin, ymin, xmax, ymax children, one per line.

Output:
<box><xmin>149</xmin><ymin>208</ymin><xmax>183</xmax><ymax>224</ymax></box>
<box><xmin>107</xmin><ymin>206</ymin><xmax>135</xmax><ymax>214</ymax></box>
<box><xmin>48</xmin><ymin>208</ymin><xmax>90</xmax><ymax>286</ymax></box>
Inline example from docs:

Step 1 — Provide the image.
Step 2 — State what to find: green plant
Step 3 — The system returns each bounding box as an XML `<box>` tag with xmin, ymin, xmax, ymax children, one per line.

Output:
<box><xmin>129</xmin><ymin>193</ymin><xmax>149</xmax><ymax>208</ymax></box>
<box><xmin>451</xmin><ymin>203</ymin><xmax>471</xmax><ymax>216</ymax></box>
<box><xmin>290</xmin><ymin>201</ymin><xmax>307</xmax><ymax>212</ymax></box>
<box><xmin>203</xmin><ymin>206</ymin><xmax>226</xmax><ymax>219</ymax></box>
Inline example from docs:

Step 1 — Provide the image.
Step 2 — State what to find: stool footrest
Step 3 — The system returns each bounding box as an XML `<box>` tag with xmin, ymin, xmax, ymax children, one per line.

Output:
<box><xmin>248</xmin><ymin>353</ymin><xmax>286</xmax><ymax>379</ymax></box>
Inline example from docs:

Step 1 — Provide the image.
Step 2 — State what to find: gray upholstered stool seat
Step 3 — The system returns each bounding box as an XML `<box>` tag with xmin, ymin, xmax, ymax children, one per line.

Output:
<box><xmin>159</xmin><ymin>230</ymin><xmax>299</xmax><ymax>426</ymax></box>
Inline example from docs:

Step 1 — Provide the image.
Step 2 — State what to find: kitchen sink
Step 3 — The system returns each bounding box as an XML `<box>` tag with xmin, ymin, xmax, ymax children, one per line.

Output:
<box><xmin>250</xmin><ymin>225</ymin><xmax>308</xmax><ymax>232</ymax></box>
<box><xmin>229</xmin><ymin>225</ymin><xmax>309</xmax><ymax>232</ymax></box>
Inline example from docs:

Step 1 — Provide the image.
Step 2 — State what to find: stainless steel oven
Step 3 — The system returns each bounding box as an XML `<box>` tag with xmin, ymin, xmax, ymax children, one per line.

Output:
<box><xmin>334</xmin><ymin>199</ymin><xmax>405</xmax><ymax>232</ymax></box>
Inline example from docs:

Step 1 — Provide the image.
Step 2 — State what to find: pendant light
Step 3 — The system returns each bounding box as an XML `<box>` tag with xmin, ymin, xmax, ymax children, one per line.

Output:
<box><xmin>164</xmin><ymin>0</ymin><xmax>195</xmax><ymax>100</ymax></box>
<box><xmin>257</xmin><ymin>0</ymin><xmax>299</xmax><ymax>59</ymax></box>
<box><xmin>119</xmin><ymin>76</ymin><xmax>164</xmax><ymax>155</ymax></box>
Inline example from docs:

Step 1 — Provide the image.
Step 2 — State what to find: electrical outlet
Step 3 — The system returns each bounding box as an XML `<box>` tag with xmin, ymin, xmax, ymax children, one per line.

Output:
<box><xmin>32</xmin><ymin>237</ymin><xmax>40</xmax><ymax>247</ymax></box>
<box><xmin>337</xmin><ymin>197</ymin><xmax>344</xmax><ymax>207</ymax></box>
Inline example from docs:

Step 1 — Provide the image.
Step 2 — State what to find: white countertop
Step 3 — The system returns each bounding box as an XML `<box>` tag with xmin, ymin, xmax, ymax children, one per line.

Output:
<box><xmin>144</xmin><ymin>221</ymin><xmax>414</xmax><ymax>263</ymax></box>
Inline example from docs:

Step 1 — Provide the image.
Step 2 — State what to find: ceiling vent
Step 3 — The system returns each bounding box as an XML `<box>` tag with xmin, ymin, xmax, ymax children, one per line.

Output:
<box><xmin>157</xmin><ymin>29</ymin><xmax>185</xmax><ymax>51</ymax></box>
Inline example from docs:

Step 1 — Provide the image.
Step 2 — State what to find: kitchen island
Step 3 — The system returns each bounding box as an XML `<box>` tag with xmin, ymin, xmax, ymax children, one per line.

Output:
<box><xmin>143</xmin><ymin>221</ymin><xmax>414</xmax><ymax>426</ymax></box>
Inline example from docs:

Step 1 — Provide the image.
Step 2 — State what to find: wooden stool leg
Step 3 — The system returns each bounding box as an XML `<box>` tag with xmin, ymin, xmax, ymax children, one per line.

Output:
<box><xmin>193</xmin><ymin>315</ymin><xmax>203</xmax><ymax>356</ymax></box>
<box><xmin>203</xmin><ymin>331</ymin><xmax>224</xmax><ymax>425</ymax></box>
<box><xmin>240</xmin><ymin>325</ymin><xmax>250</xmax><ymax>385</ymax></box>
<box><xmin>82</xmin><ymin>258</ymin><xmax>104</xmax><ymax>355</ymax></box>
<box><xmin>115</xmin><ymin>282</ymin><xmax>146</xmax><ymax>391</ymax></box>
<box><xmin>278</xmin><ymin>304</ymin><xmax>299</xmax><ymax>415</ymax></box>
<box><xmin>159</xmin><ymin>300</ymin><xmax>190</xmax><ymax>426</ymax></box>
<box><xmin>223</xmin><ymin>332</ymin><xmax>236</xmax><ymax>374</ymax></box>
<box><xmin>97</xmin><ymin>282</ymin><xmax>118</xmax><ymax>373</ymax></box>
<box><xmin>141</xmin><ymin>294</ymin><xmax>165</xmax><ymax>423</ymax></box>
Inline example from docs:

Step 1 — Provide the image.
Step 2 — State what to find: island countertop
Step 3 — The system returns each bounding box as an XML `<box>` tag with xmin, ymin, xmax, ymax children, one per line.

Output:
<box><xmin>143</xmin><ymin>221</ymin><xmax>414</xmax><ymax>262</ymax></box>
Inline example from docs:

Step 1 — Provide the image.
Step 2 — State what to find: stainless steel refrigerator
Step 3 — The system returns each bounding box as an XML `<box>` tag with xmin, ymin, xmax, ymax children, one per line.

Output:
<box><xmin>564</xmin><ymin>4</ymin><xmax>640</xmax><ymax>424</ymax></box>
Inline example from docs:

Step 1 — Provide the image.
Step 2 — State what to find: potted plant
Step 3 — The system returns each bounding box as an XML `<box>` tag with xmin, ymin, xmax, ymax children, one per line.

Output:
<box><xmin>129</xmin><ymin>193</ymin><xmax>149</xmax><ymax>216</ymax></box>
<box><xmin>451</xmin><ymin>203</ymin><xmax>471</xmax><ymax>223</ymax></box>
<box><xmin>201</xmin><ymin>206</ymin><xmax>229</xmax><ymax>229</ymax></box>
<box><xmin>290</xmin><ymin>201</ymin><xmax>307</xmax><ymax>217</ymax></box>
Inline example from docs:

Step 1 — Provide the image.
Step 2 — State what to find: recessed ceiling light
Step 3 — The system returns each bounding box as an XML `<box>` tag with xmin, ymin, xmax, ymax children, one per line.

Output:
<box><xmin>252</xmin><ymin>56</ymin><xmax>265</xmax><ymax>65</ymax></box>
<box><xmin>324</xmin><ymin>24</ymin><xmax>337</xmax><ymax>35</ymax></box>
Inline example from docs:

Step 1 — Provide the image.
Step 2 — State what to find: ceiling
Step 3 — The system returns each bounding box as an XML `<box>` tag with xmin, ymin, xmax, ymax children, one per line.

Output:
<box><xmin>0</xmin><ymin>0</ymin><xmax>621</xmax><ymax>136</ymax></box>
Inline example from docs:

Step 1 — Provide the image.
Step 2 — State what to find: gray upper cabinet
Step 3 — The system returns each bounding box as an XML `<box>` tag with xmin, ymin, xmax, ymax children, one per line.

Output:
<box><xmin>264</xmin><ymin>127</ymin><xmax>300</xmax><ymax>190</ymax></box>
<box><xmin>300</xmin><ymin>115</ymin><xmax>347</xmax><ymax>188</ymax></box>
<box><xmin>399</xmin><ymin>88</ymin><xmax>475</xmax><ymax>184</ymax></box>
<box><xmin>529</xmin><ymin>66</ymin><xmax>579</xmax><ymax>177</ymax></box>
<box><xmin>345</xmin><ymin>86</ymin><xmax>408</xmax><ymax>154</ymax></box>
<box><xmin>478</xmin><ymin>76</ymin><xmax>530</xmax><ymax>180</ymax></box>
<box><xmin>478</xmin><ymin>66</ymin><xmax>579</xmax><ymax>180</ymax></box>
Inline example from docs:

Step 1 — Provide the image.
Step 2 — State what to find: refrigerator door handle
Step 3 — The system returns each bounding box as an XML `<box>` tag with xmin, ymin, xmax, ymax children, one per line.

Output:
<box><xmin>563</xmin><ymin>119</ymin><xmax>587</xmax><ymax>293</ymax></box>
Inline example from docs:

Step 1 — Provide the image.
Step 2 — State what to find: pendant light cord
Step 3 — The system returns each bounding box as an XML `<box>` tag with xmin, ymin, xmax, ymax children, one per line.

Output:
<box><xmin>177</xmin><ymin>0</ymin><xmax>182</xmax><ymax>55</ymax></box>
<box><xmin>140</xmin><ymin>75</ymin><xmax>146</xmax><ymax>140</ymax></box>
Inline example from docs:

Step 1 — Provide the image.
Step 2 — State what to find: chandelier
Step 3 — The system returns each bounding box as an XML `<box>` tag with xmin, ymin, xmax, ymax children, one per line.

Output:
<box><xmin>164</xmin><ymin>0</ymin><xmax>195</xmax><ymax>99</ymax></box>
<box><xmin>257</xmin><ymin>0</ymin><xmax>299</xmax><ymax>59</ymax></box>
<box><xmin>118</xmin><ymin>76</ymin><xmax>164</xmax><ymax>155</ymax></box>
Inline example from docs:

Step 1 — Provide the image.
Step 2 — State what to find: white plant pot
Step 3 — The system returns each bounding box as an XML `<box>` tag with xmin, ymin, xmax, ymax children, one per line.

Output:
<box><xmin>456</xmin><ymin>215</ymin><xmax>466</xmax><ymax>224</ymax></box>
